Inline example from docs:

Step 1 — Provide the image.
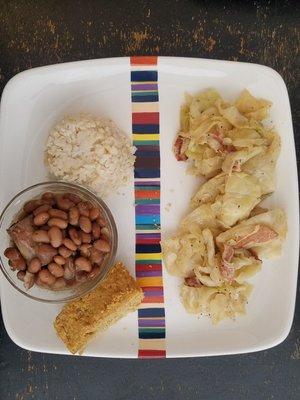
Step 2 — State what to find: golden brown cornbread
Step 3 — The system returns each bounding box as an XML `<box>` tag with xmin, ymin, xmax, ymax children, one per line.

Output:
<box><xmin>54</xmin><ymin>262</ymin><xmax>143</xmax><ymax>354</ymax></box>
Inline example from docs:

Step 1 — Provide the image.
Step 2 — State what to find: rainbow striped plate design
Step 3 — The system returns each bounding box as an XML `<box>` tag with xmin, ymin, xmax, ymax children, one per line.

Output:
<box><xmin>131</xmin><ymin>56</ymin><xmax>166</xmax><ymax>358</ymax></box>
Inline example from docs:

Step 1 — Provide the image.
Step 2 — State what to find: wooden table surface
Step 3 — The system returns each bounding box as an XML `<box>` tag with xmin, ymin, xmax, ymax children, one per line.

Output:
<box><xmin>0</xmin><ymin>1</ymin><xmax>299</xmax><ymax>399</ymax></box>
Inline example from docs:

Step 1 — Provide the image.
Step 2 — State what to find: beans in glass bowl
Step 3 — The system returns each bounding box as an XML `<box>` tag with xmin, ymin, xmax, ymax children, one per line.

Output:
<box><xmin>4</xmin><ymin>191</ymin><xmax>111</xmax><ymax>291</ymax></box>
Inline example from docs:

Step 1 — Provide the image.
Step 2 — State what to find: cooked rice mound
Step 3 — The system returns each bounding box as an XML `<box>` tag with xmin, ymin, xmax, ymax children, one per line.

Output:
<box><xmin>45</xmin><ymin>114</ymin><xmax>136</xmax><ymax>197</ymax></box>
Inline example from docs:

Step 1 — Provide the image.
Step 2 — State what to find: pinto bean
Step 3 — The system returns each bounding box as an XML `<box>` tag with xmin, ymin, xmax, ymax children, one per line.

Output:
<box><xmin>41</xmin><ymin>192</ymin><xmax>55</xmax><ymax>205</ymax></box>
<box><xmin>48</xmin><ymin>226</ymin><xmax>63</xmax><ymax>248</ymax></box>
<box><xmin>93</xmin><ymin>239</ymin><xmax>110</xmax><ymax>253</ymax></box>
<box><xmin>48</xmin><ymin>262</ymin><xmax>64</xmax><ymax>278</ymax></box>
<box><xmin>56</xmin><ymin>195</ymin><xmax>75</xmax><ymax>211</ymax></box>
<box><xmin>28</xmin><ymin>257</ymin><xmax>42</xmax><ymax>273</ymax></box>
<box><xmin>100</xmin><ymin>227</ymin><xmax>110</xmax><ymax>238</ymax></box>
<box><xmin>41</xmin><ymin>197</ymin><xmax>56</xmax><ymax>206</ymax></box>
<box><xmin>53</xmin><ymin>255</ymin><xmax>66</xmax><ymax>265</ymax></box>
<box><xmin>58</xmin><ymin>246</ymin><xmax>73</xmax><ymax>259</ymax></box>
<box><xmin>80</xmin><ymin>232</ymin><xmax>92</xmax><ymax>244</ymax></box>
<box><xmin>32</xmin><ymin>230</ymin><xmax>50</xmax><ymax>243</ymax></box>
<box><xmin>48</xmin><ymin>218</ymin><xmax>68</xmax><ymax>229</ymax></box>
<box><xmin>4</xmin><ymin>247</ymin><xmax>21</xmax><ymax>261</ymax></box>
<box><xmin>52</xmin><ymin>277</ymin><xmax>66</xmax><ymax>290</ymax></box>
<box><xmin>33</xmin><ymin>212</ymin><xmax>50</xmax><ymax>226</ymax></box>
<box><xmin>33</xmin><ymin>204</ymin><xmax>51</xmax><ymax>216</ymax></box>
<box><xmin>89</xmin><ymin>208</ymin><xmax>100</xmax><ymax>221</ymax></box>
<box><xmin>79</xmin><ymin>244</ymin><xmax>92</xmax><ymax>258</ymax></box>
<box><xmin>11</xmin><ymin>257</ymin><xmax>27</xmax><ymax>271</ymax></box>
<box><xmin>64</xmin><ymin>193</ymin><xmax>81</xmax><ymax>204</ymax></box>
<box><xmin>92</xmin><ymin>222</ymin><xmax>101</xmax><ymax>239</ymax></box>
<box><xmin>48</xmin><ymin>209</ymin><xmax>68</xmax><ymax>220</ymax></box>
<box><xmin>38</xmin><ymin>269</ymin><xmax>56</xmax><ymax>285</ymax></box>
<box><xmin>68</xmin><ymin>228</ymin><xmax>81</xmax><ymax>246</ymax></box>
<box><xmin>79</xmin><ymin>216</ymin><xmax>92</xmax><ymax>233</ymax></box>
<box><xmin>90</xmin><ymin>248</ymin><xmax>104</xmax><ymax>264</ymax></box>
<box><xmin>63</xmin><ymin>238</ymin><xmax>77</xmax><ymax>251</ymax></box>
<box><xmin>75</xmin><ymin>257</ymin><xmax>92</xmax><ymax>272</ymax></box>
<box><xmin>42</xmin><ymin>192</ymin><xmax>54</xmax><ymax>201</ymax></box>
<box><xmin>96</xmin><ymin>216</ymin><xmax>107</xmax><ymax>227</ymax></box>
<box><xmin>77</xmin><ymin>202</ymin><xmax>91</xmax><ymax>217</ymax></box>
<box><xmin>23</xmin><ymin>199</ymin><xmax>42</xmax><ymax>213</ymax></box>
<box><xmin>69</xmin><ymin>207</ymin><xmax>80</xmax><ymax>226</ymax></box>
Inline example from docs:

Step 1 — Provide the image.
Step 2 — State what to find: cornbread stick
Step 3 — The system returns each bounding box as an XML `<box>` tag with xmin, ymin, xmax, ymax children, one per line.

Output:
<box><xmin>54</xmin><ymin>262</ymin><xmax>143</xmax><ymax>354</ymax></box>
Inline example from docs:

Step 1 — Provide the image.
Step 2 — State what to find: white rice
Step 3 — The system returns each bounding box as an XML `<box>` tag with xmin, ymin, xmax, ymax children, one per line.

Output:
<box><xmin>45</xmin><ymin>114</ymin><xmax>136</xmax><ymax>197</ymax></box>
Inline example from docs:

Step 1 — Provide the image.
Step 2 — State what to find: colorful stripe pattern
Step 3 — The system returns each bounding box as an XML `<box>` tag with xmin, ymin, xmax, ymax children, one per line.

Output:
<box><xmin>130</xmin><ymin>56</ymin><xmax>166</xmax><ymax>359</ymax></box>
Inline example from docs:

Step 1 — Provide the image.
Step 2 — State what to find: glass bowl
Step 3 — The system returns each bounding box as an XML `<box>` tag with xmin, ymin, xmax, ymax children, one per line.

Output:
<box><xmin>0</xmin><ymin>181</ymin><xmax>117</xmax><ymax>303</ymax></box>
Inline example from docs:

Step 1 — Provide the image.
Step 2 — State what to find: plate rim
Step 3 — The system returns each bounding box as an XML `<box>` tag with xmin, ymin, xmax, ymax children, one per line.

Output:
<box><xmin>0</xmin><ymin>56</ymin><xmax>298</xmax><ymax>358</ymax></box>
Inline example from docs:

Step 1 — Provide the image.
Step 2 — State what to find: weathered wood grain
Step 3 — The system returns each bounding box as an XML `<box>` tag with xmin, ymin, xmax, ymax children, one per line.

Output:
<box><xmin>0</xmin><ymin>1</ymin><xmax>299</xmax><ymax>399</ymax></box>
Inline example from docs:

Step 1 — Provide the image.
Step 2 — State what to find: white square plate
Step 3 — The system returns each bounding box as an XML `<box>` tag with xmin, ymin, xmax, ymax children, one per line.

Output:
<box><xmin>0</xmin><ymin>57</ymin><xmax>298</xmax><ymax>357</ymax></box>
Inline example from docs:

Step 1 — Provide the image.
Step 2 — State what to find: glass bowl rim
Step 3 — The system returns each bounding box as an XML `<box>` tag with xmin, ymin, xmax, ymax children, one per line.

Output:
<box><xmin>0</xmin><ymin>180</ymin><xmax>118</xmax><ymax>303</ymax></box>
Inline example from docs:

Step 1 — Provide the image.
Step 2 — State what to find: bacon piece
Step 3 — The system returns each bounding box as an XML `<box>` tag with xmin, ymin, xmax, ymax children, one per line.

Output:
<box><xmin>222</xmin><ymin>244</ymin><xmax>234</xmax><ymax>263</ymax></box>
<box><xmin>8</xmin><ymin>216</ymin><xmax>37</xmax><ymax>261</ymax></box>
<box><xmin>211</xmin><ymin>132</ymin><xmax>224</xmax><ymax>146</ymax></box>
<box><xmin>235</xmin><ymin>225</ymin><xmax>278</xmax><ymax>249</ymax></box>
<box><xmin>174</xmin><ymin>135</ymin><xmax>189</xmax><ymax>161</ymax></box>
<box><xmin>185</xmin><ymin>276</ymin><xmax>202</xmax><ymax>287</ymax></box>
<box><xmin>226</xmin><ymin>145</ymin><xmax>236</xmax><ymax>153</ymax></box>
<box><xmin>211</xmin><ymin>131</ymin><xmax>236</xmax><ymax>154</ymax></box>
<box><xmin>219</xmin><ymin>244</ymin><xmax>235</xmax><ymax>282</ymax></box>
<box><xmin>219</xmin><ymin>226</ymin><xmax>274</xmax><ymax>283</ymax></box>
<box><xmin>219</xmin><ymin>261</ymin><xmax>235</xmax><ymax>283</ymax></box>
